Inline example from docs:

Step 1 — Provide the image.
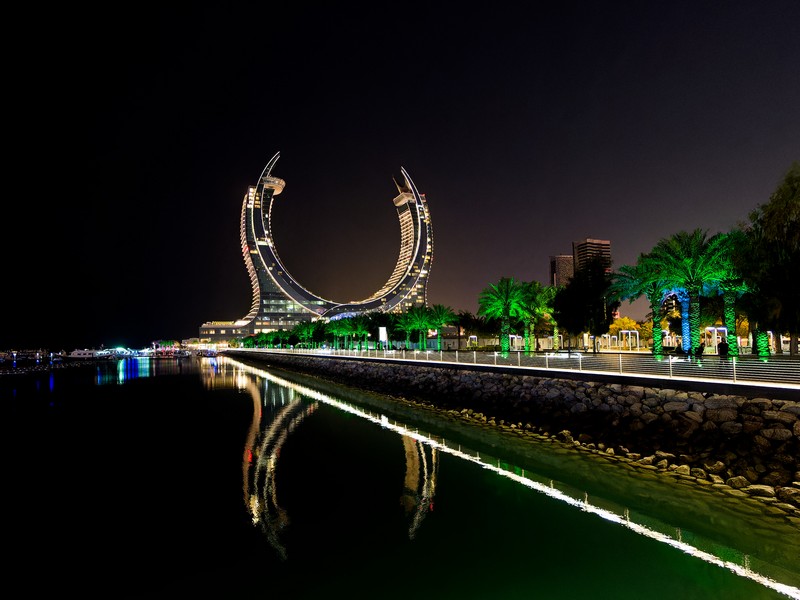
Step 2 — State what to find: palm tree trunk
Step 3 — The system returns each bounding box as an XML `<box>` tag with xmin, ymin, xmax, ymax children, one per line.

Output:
<box><xmin>500</xmin><ymin>318</ymin><xmax>510</xmax><ymax>355</ymax></box>
<box><xmin>722</xmin><ymin>290</ymin><xmax>738</xmax><ymax>356</ymax></box>
<box><xmin>754</xmin><ymin>329</ymin><xmax>770</xmax><ymax>356</ymax></box>
<box><xmin>523</xmin><ymin>318</ymin><xmax>531</xmax><ymax>353</ymax></box>
<box><xmin>552</xmin><ymin>324</ymin><xmax>560</xmax><ymax>350</ymax></box>
<box><xmin>688</xmin><ymin>290</ymin><xmax>702</xmax><ymax>355</ymax></box>
<box><xmin>675</xmin><ymin>290</ymin><xmax>691</xmax><ymax>353</ymax></box>
<box><xmin>649</xmin><ymin>298</ymin><xmax>664</xmax><ymax>357</ymax></box>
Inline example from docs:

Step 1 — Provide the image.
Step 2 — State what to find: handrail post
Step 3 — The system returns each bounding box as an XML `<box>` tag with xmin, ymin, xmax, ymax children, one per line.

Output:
<box><xmin>619</xmin><ymin>353</ymin><xmax>623</xmax><ymax>374</ymax></box>
<box><xmin>732</xmin><ymin>357</ymin><xmax>737</xmax><ymax>382</ymax></box>
<box><xmin>518</xmin><ymin>352</ymin><xmax>521</xmax><ymax>366</ymax></box>
<box><xmin>473</xmin><ymin>351</ymin><xmax>476</xmax><ymax>364</ymax></box>
<box><xmin>669</xmin><ymin>356</ymin><xmax>673</xmax><ymax>378</ymax></box>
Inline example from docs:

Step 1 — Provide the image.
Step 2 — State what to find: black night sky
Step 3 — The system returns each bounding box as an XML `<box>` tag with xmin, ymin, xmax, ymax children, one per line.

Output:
<box><xmin>6</xmin><ymin>1</ymin><xmax>800</xmax><ymax>350</ymax></box>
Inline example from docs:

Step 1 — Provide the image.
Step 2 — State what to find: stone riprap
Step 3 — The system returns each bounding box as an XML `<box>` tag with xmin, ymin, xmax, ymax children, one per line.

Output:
<box><xmin>226</xmin><ymin>351</ymin><xmax>800</xmax><ymax>516</ymax></box>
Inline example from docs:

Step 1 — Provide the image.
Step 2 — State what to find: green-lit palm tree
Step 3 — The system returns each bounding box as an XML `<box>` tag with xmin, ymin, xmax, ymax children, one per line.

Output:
<box><xmin>478</xmin><ymin>277</ymin><xmax>526</xmax><ymax>355</ymax></box>
<box><xmin>350</xmin><ymin>314</ymin><xmax>370</xmax><ymax>350</ymax></box>
<box><xmin>649</xmin><ymin>229</ymin><xmax>731</xmax><ymax>354</ymax></box>
<box><xmin>520</xmin><ymin>281</ymin><xmax>557</xmax><ymax>353</ymax></box>
<box><xmin>292</xmin><ymin>321</ymin><xmax>315</xmax><ymax>348</ymax></box>
<box><xmin>255</xmin><ymin>332</ymin><xmax>269</xmax><ymax>348</ymax></box>
<box><xmin>325</xmin><ymin>319</ymin><xmax>345</xmax><ymax>349</ymax></box>
<box><xmin>407</xmin><ymin>306</ymin><xmax>433</xmax><ymax>350</ymax></box>
<box><xmin>711</xmin><ymin>232</ymin><xmax>750</xmax><ymax>357</ymax></box>
<box><xmin>394</xmin><ymin>312</ymin><xmax>416</xmax><ymax>349</ymax></box>
<box><xmin>275</xmin><ymin>329</ymin><xmax>292</xmax><ymax>348</ymax></box>
<box><xmin>428</xmin><ymin>304</ymin><xmax>456</xmax><ymax>350</ymax></box>
<box><xmin>339</xmin><ymin>318</ymin><xmax>356</xmax><ymax>349</ymax></box>
<box><xmin>609</xmin><ymin>258</ymin><xmax>669</xmax><ymax>356</ymax></box>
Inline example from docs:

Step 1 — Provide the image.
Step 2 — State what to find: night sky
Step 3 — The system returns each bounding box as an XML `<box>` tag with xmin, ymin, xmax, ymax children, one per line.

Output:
<box><xmin>6</xmin><ymin>2</ymin><xmax>799</xmax><ymax>351</ymax></box>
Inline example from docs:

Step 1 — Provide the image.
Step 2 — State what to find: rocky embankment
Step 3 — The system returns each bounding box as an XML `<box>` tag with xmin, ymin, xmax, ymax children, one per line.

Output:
<box><xmin>226</xmin><ymin>351</ymin><xmax>800</xmax><ymax>519</ymax></box>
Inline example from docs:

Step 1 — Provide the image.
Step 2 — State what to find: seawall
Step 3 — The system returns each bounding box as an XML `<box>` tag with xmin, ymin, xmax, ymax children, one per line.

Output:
<box><xmin>225</xmin><ymin>350</ymin><xmax>800</xmax><ymax>512</ymax></box>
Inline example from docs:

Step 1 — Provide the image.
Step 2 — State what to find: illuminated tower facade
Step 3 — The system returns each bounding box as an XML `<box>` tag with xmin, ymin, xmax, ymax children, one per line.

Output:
<box><xmin>200</xmin><ymin>152</ymin><xmax>433</xmax><ymax>340</ymax></box>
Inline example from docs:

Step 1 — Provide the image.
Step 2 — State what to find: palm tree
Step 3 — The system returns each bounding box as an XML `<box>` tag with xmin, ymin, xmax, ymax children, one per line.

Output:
<box><xmin>648</xmin><ymin>229</ymin><xmax>731</xmax><ymax>354</ymax></box>
<box><xmin>520</xmin><ymin>281</ymin><xmax>556</xmax><ymax>353</ymax></box>
<box><xmin>609</xmin><ymin>258</ymin><xmax>669</xmax><ymax>356</ymax></box>
<box><xmin>394</xmin><ymin>312</ymin><xmax>416</xmax><ymax>349</ymax></box>
<box><xmin>407</xmin><ymin>306</ymin><xmax>433</xmax><ymax>350</ymax></box>
<box><xmin>350</xmin><ymin>314</ymin><xmax>370</xmax><ymax>350</ymax></box>
<box><xmin>478</xmin><ymin>277</ymin><xmax>526</xmax><ymax>355</ymax></box>
<box><xmin>428</xmin><ymin>304</ymin><xmax>456</xmax><ymax>351</ymax></box>
<box><xmin>292</xmin><ymin>321</ymin><xmax>315</xmax><ymax>348</ymax></box>
<box><xmin>709</xmin><ymin>232</ymin><xmax>750</xmax><ymax>357</ymax></box>
<box><xmin>325</xmin><ymin>319</ymin><xmax>346</xmax><ymax>349</ymax></box>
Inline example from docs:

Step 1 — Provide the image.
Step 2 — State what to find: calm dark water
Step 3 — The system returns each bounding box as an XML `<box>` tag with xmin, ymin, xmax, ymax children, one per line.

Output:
<box><xmin>5</xmin><ymin>356</ymin><xmax>799</xmax><ymax>599</ymax></box>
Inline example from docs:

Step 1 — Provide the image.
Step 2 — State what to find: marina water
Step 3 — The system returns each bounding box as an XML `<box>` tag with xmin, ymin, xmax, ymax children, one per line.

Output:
<box><xmin>6</xmin><ymin>356</ymin><xmax>799</xmax><ymax>599</ymax></box>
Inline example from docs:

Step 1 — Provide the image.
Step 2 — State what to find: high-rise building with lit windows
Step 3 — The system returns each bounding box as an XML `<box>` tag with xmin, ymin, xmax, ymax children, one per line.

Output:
<box><xmin>199</xmin><ymin>152</ymin><xmax>433</xmax><ymax>341</ymax></box>
<box><xmin>572</xmin><ymin>238</ymin><xmax>612</xmax><ymax>273</ymax></box>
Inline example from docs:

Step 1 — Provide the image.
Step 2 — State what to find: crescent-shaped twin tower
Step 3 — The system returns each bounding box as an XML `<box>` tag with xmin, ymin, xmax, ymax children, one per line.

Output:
<box><xmin>199</xmin><ymin>152</ymin><xmax>433</xmax><ymax>340</ymax></box>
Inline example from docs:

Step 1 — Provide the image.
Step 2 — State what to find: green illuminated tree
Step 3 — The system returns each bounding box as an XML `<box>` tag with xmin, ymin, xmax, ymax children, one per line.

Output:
<box><xmin>292</xmin><ymin>321</ymin><xmax>315</xmax><ymax>348</ymax></box>
<box><xmin>478</xmin><ymin>277</ymin><xmax>526</xmax><ymax>355</ymax></box>
<box><xmin>349</xmin><ymin>315</ymin><xmax>370</xmax><ymax>350</ymax></box>
<box><xmin>609</xmin><ymin>258</ymin><xmax>669</xmax><ymax>356</ymax></box>
<box><xmin>407</xmin><ymin>306</ymin><xmax>433</xmax><ymax>350</ymax></box>
<box><xmin>428</xmin><ymin>304</ymin><xmax>457</xmax><ymax>351</ymax></box>
<box><xmin>395</xmin><ymin>312</ymin><xmax>416</xmax><ymax>349</ymax></box>
<box><xmin>648</xmin><ymin>229</ymin><xmax>731</xmax><ymax>354</ymax></box>
<box><xmin>520</xmin><ymin>281</ymin><xmax>557</xmax><ymax>353</ymax></box>
<box><xmin>325</xmin><ymin>318</ymin><xmax>346</xmax><ymax>349</ymax></box>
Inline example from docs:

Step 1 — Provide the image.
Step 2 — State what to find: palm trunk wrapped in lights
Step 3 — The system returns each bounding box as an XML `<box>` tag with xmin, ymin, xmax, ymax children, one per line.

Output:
<box><xmin>675</xmin><ymin>289</ymin><xmax>692</xmax><ymax>353</ymax></box>
<box><xmin>649</xmin><ymin>297</ymin><xmax>664</xmax><ymax>357</ymax></box>
<box><xmin>688</xmin><ymin>289</ymin><xmax>702</xmax><ymax>355</ymax></box>
<box><xmin>754</xmin><ymin>330</ymin><xmax>770</xmax><ymax>357</ymax></box>
<box><xmin>722</xmin><ymin>290</ymin><xmax>739</xmax><ymax>356</ymax></box>
<box><xmin>500</xmin><ymin>319</ymin><xmax>510</xmax><ymax>354</ymax></box>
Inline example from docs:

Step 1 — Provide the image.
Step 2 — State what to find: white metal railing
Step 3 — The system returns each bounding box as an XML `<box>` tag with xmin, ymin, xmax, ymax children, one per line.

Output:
<box><xmin>228</xmin><ymin>348</ymin><xmax>800</xmax><ymax>390</ymax></box>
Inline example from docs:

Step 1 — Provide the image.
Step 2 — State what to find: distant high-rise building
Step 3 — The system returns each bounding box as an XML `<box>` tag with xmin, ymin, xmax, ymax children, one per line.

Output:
<box><xmin>549</xmin><ymin>254</ymin><xmax>574</xmax><ymax>287</ymax></box>
<box><xmin>572</xmin><ymin>238</ymin><xmax>612</xmax><ymax>273</ymax></box>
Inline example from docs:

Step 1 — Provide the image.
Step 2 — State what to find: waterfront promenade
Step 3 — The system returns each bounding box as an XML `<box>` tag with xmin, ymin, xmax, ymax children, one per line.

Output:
<box><xmin>228</xmin><ymin>347</ymin><xmax>800</xmax><ymax>401</ymax></box>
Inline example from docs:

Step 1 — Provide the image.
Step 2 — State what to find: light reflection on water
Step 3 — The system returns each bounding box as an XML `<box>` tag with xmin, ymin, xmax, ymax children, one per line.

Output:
<box><xmin>208</xmin><ymin>355</ymin><xmax>800</xmax><ymax>599</ymax></box>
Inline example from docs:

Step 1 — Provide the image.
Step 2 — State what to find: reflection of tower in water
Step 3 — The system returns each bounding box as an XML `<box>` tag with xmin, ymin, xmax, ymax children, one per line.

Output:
<box><xmin>400</xmin><ymin>436</ymin><xmax>438</xmax><ymax>540</ymax></box>
<box><xmin>206</xmin><ymin>357</ymin><xmax>441</xmax><ymax>558</ymax></box>
<box><xmin>202</xmin><ymin>359</ymin><xmax>318</xmax><ymax>560</ymax></box>
<box><xmin>245</xmin><ymin>381</ymin><xmax>317</xmax><ymax>561</ymax></box>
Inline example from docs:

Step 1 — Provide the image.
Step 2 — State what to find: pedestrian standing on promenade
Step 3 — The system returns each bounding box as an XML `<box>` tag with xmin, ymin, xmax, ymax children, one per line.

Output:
<box><xmin>718</xmin><ymin>339</ymin><xmax>730</xmax><ymax>358</ymax></box>
<box><xmin>695</xmin><ymin>341</ymin><xmax>706</xmax><ymax>359</ymax></box>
